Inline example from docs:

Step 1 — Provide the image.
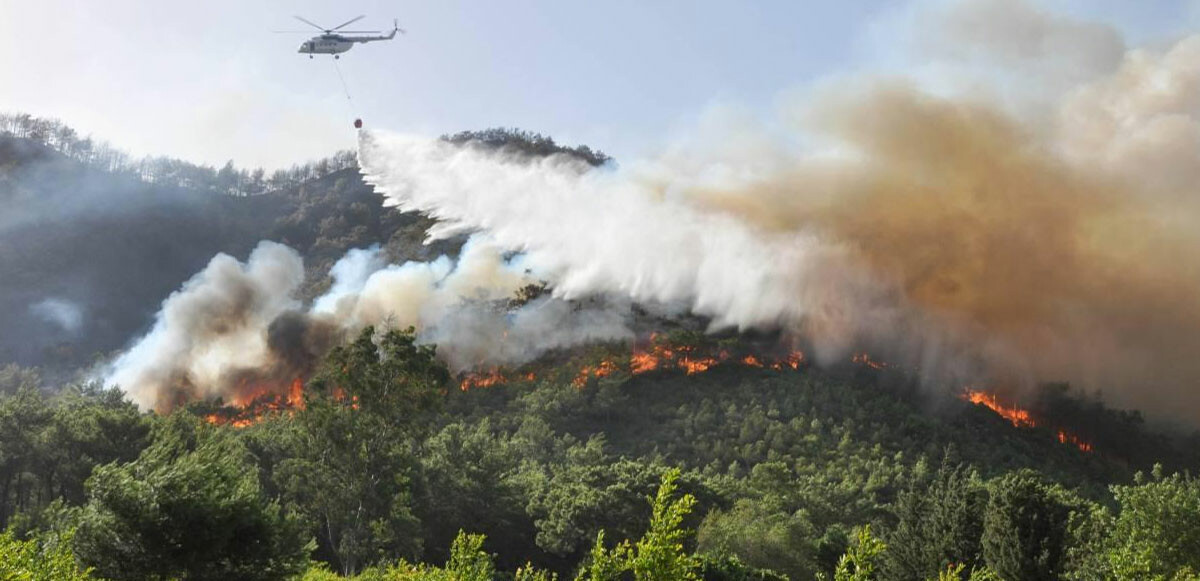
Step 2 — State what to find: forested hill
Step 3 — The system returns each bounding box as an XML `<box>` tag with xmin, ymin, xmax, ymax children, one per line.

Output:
<box><xmin>0</xmin><ymin>116</ymin><xmax>609</xmax><ymax>374</ymax></box>
<box><xmin>0</xmin><ymin>130</ymin><xmax>417</xmax><ymax>372</ymax></box>
<box><xmin>3</xmin><ymin>117</ymin><xmax>1200</xmax><ymax>580</ymax></box>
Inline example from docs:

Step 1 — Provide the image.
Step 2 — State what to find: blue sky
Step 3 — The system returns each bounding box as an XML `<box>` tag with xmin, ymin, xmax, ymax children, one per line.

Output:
<box><xmin>0</xmin><ymin>0</ymin><xmax>1194</xmax><ymax>168</ymax></box>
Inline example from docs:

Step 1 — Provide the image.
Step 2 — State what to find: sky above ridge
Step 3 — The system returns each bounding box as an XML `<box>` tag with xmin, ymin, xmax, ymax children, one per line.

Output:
<box><xmin>1</xmin><ymin>0</ymin><xmax>1196</xmax><ymax>169</ymax></box>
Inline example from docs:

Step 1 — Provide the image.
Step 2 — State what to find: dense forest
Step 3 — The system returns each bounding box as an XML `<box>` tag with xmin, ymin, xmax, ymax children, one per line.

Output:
<box><xmin>2</xmin><ymin>116</ymin><xmax>1200</xmax><ymax>580</ymax></box>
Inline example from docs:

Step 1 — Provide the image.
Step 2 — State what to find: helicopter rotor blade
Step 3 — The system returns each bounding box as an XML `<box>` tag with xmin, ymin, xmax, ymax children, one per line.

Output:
<box><xmin>334</xmin><ymin>30</ymin><xmax>382</xmax><ymax>33</ymax></box>
<box><xmin>272</xmin><ymin>30</ymin><xmax>315</xmax><ymax>33</ymax></box>
<box><xmin>330</xmin><ymin>15</ymin><xmax>366</xmax><ymax>31</ymax></box>
<box><xmin>293</xmin><ymin>15</ymin><xmax>326</xmax><ymax>31</ymax></box>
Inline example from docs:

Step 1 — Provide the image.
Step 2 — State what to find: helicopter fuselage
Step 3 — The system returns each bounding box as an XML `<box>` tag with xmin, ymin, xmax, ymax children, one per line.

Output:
<box><xmin>298</xmin><ymin>30</ymin><xmax>396</xmax><ymax>56</ymax></box>
<box><xmin>298</xmin><ymin>35</ymin><xmax>354</xmax><ymax>55</ymax></box>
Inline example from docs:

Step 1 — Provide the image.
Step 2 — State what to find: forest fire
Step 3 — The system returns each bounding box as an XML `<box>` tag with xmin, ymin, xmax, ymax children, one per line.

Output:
<box><xmin>962</xmin><ymin>389</ymin><xmax>1035</xmax><ymax>428</ymax></box>
<box><xmin>461</xmin><ymin>335</ymin><xmax>811</xmax><ymax>391</ymax></box>
<box><xmin>204</xmin><ymin>378</ymin><xmax>305</xmax><ymax>428</ymax></box>
<box><xmin>1058</xmin><ymin>430</ymin><xmax>1094</xmax><ymax>453</ymax></box>
<box><xmin>459</xmin><ymin>370</ymin><xmax>536</xmax><ymax>390</ymax></box>
<box><xmin>851</xmin><ymin>353</ymin><xmax>888</xmax><ymax>370</ymax></box>
<box><xmin>572</xmin><ymin>359</ymin><xmax>619</xmax><ymax>388</ymax></box>
<box><xmin>961</xmin><ymin>388</ymin><xmax>1092</xmax><ymax>453</ymax></box>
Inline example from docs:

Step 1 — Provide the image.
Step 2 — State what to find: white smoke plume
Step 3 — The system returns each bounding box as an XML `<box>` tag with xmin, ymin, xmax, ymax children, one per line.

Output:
<box><xmin>106</xmin><ymin>0</ymin><xmax>1200</xmax><ymax>422</ymax></box>
<box><xmin>356</xmin><ymin>33</ymin><xmax>1200</xmax><ymax>423</ymax></box>
<box><xmin>106</xmin><ymin>237</ymin><xmax>634</xmax><ymax>411</ymax></box>
<box><xmin>30</xmin><ymin>298</ymin><xmax>84</xmax><ymax>336</ymax></box>
<box><xmin>106</xmin><ymin>241</ymin><xmax>308</xmax><ymax>409</ymax></box>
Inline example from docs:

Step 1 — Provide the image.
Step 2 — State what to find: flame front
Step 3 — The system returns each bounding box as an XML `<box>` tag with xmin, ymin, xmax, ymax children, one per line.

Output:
<box><xmin>963</xmin><ymin>389</ymin><xmax>1035</xmax><ymax>428</ymax></box>
<box><xmin>961</xmin><ymin>388</ymin><xmax>1092</xmax><ymax>453</ymax></box>
<box><xmin>205</xmin><ymin>377</ymin><xmax>307</xmax><ymax>428</ymax></box>
<box><xmin>469</xmin><ymin>336</ymin><xmax>810</xmax><ymax>391</ymax></box>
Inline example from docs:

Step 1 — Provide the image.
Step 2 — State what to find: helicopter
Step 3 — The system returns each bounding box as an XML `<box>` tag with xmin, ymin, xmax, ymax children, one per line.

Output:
<box><xmin>277</xmin><ymin>15</ymin><xmax>403</xmax><ymax>59</ymax></box>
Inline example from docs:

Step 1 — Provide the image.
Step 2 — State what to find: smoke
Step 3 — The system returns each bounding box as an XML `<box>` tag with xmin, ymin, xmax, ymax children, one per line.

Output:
<box><xmin>920</xmin><ymin>0</ymin><xmax>1126</xmax><ymax>84</ymax></box>
<box><xmin>30</xmin><ymin>298</ymin><xmax>84</xmax><ymax>336</ymax></box>
<box><xmin>355</xmin><ymin>33</ymin><xmax>1200</xmax><ymax>422</ymax></box>
<box><xmin>106</xmin><ymin>237</ymin><xmax>634</xmax><ymax>411</ymax></box>
<box><xmin>105</xmin><ymin>0</ymin><xmax>1200</xmax><ymax>423</ymax></box>
<box><xmin>106</xmin><ymin>241</ymin><xmax>311</xmax><ymax>409</ymax></box>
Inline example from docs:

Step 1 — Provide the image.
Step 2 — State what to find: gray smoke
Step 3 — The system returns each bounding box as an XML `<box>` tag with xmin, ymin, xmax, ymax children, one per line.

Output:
<box><xmin>354</xmin><ymin>18</ymin><xmax>1200</xmax><ymax>423</ymax></box>
<box><xmin>30</xmin><ymin>298</ymin><xmax>84</xmax><ymax>336</ymax></box>
<box><xmin>104</xmin><ymin>1</ymin><xmax>1200</xmax><ymax>423</ymax></box>
<box><xmin>105</xmin><ymin>238</ymin><xmax>634</xmax><ymax>411</ymax></box>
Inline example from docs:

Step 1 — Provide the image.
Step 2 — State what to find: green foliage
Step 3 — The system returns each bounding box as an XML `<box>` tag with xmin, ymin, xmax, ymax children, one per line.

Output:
<box><xmin>297</xmin><ymin>530</ymin><xmax>549</xmax><ymax>581</ymax></box>
<box><xmin>694</xmin><ymin>553</ymin><xmax>788</xmax><ymax>581</ymax></box>
<box><xmin>0</xmin><ymin>384</ymin><xmax>149</xmax><ymax>530</ymax></box>
<box><xmin>929</xmin><ymin>563</ymin><xmax>1001</xmax><ymax>581</ymax></box>
<box><xmin>73</xmin><ymin>413</ymin><xmax>310</xmax><ymax>580</ymax></box>
<box><xmin>826</xmin><ymin>525</ymin><xmax>887</xmax><ymax>581</ymax></box>
<box><xmin>276</xmin><ymin>326</ymin><xmax>448</xmax><ymax>575</ymax></box>
<box><xmin>5</xmin><ymin>326</ymin><xmax>1200</xmax><ymax>579</ymax></box>
<box><xmin>981</xmin><ymin>470</ymin><xmax>1070</xmax><ymax>581</ymax></box>
<box><xmin>526</xmin><ymin>438</ymin><xmax>697</xmax><ymax>559</ymax></box>
<box><xmin>0</xmin><ymin>364</ymin><xmax>41</xmax><ymax>394</ymax></box>
<box><xmin>697</xmin><ymin>497</ymin><xmax>817</xmax><ymax>580</ymax></box>
<box><xmin>441</xmin><ymin>128</ymin><xmax>611</xmax><ymax>167</ymax></box>
<box><xmin>414</xmin><ymin>419</ymin><xmax>533</xmax><ymax>566</ymax></box>
<box><xmin>576</xmin><ymin>469</ymin><xmax>700</xmax><ymax>581</ymax></box>
<box><xmin>444</xmin><ymin>531</ymin><xmax>496</xmax><ymax>581</ymax></box>
<box><xmin>1106</xmin><ymin>466</ymin><xmax>1200</xmax><ymax>580</ymax></box>
<box><xmin>882</xmin><ymin>456</ymin><xmax>985</xmax><ymax>580</ymax></box>
<box><xmin>0</xmin><ymin>528</ymin><xmax>92</xmax><ymax>580</ymax></box>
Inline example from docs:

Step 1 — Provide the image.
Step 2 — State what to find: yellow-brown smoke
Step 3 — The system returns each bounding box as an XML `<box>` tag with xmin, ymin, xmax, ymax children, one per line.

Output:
<box><xmin>687</xmin><ymin>79</ymin><xmax>1200</xmax><ymax>421</ymax></box>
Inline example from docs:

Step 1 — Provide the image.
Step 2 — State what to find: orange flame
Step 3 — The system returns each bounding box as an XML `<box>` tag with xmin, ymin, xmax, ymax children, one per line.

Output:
<box><xmin>459</xmin><ymin>368</ymin><xmax>538</xmax><ymax>391</ymax></box>
<box><xmin>204</xmin><ymin>377</ymin><xmax>309</xmax><ymax>428</ymax></box>
<box><xmin>458</xmin><ymin>338</ymin><xmax>809</xmax><ymax>392</ymax></box>
<box><xmin>573</xmin><ymin>359</ymin><xmax>619</xmax><ymax>388</ymax></box>
<box><xmin>963</xmin><ymin>389</ymin><xmax>1035</xmax><ymax>427</ymax></box>
<box><xmin>1057</xmin><ymin>430</ymin><xmax>1094</xmax><ymax>453</ymax></box>
<box><xmin>961</xmin><ymin>388</ymin><xmax>1092</xmax><ymax>452</ymax></box>
<box><xmin>851</xmin><ymin>352</ymin><xmax>888</xmax><ymax>370</ymax></box>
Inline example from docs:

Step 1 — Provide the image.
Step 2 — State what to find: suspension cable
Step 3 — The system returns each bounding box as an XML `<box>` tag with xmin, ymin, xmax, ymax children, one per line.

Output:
<box><xmin>332</xmin><ymin>58</ymin><xmax>353</xmax><ymax>102</ymax></box>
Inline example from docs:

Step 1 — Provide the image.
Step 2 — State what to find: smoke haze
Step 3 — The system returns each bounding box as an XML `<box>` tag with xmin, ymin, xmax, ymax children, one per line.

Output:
<box><xmin>104</xmin><ymin>0</ymin><xmax>1200</xmax><ymax>423</ymax></box>
<box><xmin>355</xmin><ymin>33</ymin><xmax>1200</xmax><ymax>422</ymax></box>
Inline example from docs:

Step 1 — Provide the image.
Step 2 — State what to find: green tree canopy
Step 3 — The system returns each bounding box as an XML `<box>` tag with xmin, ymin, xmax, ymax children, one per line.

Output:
<box><xmin>73</xmin><ymin>413</ymin><xmax>310</xmax><ymax>580</ymax></box>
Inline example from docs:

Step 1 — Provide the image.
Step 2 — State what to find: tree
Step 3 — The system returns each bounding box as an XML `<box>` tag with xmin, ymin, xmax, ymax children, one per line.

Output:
<box><xmin>694</xmin><ymin>553</ymin><xmax>789</xmax><ymax>581</ymax></box>
<box><xmin>0</xmin><ymin>386</ymin><xmax>53</xmax><ymax>526</ymax></box>
<box><xmin>73</xmin><ymin>413</ymin><xmax>310</xmax><ymax>580</ymax></box>
<box><xmin>981</xmin><ymin>471</ymin><xmax>1070</xmax><ymax>581</ymax></box>
<box><xmin>0</xmin><ymin>528</ymin><xmax>93</xmax><ymax>581</ymax></box>
<box><xmin>526</xmin><ymin>438</ymin><xmax>703</xmax><ymax>560</ymax></box>
<box><xmin>576</xmin><ymin>469</ymin><xmax>701</xmax><ymax>581</ymax></box>
<box><xmin>0</xmin><ymin>363</ymin><xmax>41</xmax><ymax>394</ymax></box>
<box><xmin>415</xmin><ymin>420</ymin><xmax>536</xmax><ymax>568</ymax></box>
<box><xmin>826</xmin><ymin>525</ymin><xmax>886</xmax><ymax>581</ymax></box>
<box><xmin>276</xmin><ymin>326</ymin><xmax>448</xmax><ymax>575</ymax></box>
<box><xmin>697</xmin><ymin>498</ymin><xmax>818</xmax><ymax>580</ymax></box>
<box><xmin>1106</xmin><ymin>466</ymin><xmax>1200</xmax><ymax>580</ymax></box>
<box><xmin>882</xmin><ymin>458</ymin><xmax>986</xmax><ymax>580</ymax></box>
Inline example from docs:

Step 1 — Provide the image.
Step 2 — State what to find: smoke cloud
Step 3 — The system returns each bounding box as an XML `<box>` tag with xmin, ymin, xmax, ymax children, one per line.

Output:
<box><xmin>106</xmin><ymin>1</ymin><xmax>1200</xmax><ymax>423</ymax></box>
<box><xmin>30</xmin><ymin>298</ymin><xmax>84</xmax><ymax>336</ymax></box>
<box><xmin>106</xmin><ymin>237</ymin><xmax>634</xmax><ymax>411</ymax></box>
<box><xmin>356</xmin><ymin>34</ymin><xmax>1200</xmax><ymax>422</ymax></box>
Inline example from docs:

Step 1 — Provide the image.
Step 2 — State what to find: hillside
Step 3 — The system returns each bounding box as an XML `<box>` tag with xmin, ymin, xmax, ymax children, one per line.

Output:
<box><xmin>0</xmin><ymin>131</ymin><xmax>442</xmax><ymax>373</ymax></box>
<box><xmin>2</xmin><ymin>119</ymin><xmax>1200</xmax><ymax>580</ymax></box>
